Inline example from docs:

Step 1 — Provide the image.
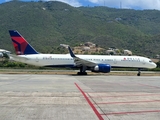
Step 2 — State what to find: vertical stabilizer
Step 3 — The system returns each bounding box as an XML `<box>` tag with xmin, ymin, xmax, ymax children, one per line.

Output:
<box><xmin>9</xmin><ymin>30</ymin><xmax>38</xmax><ymax>55</ymax></box>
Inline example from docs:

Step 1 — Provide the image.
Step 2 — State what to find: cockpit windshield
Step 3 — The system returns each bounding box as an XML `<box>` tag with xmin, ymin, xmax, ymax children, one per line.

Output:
<box><xmin>149</xmin><ymin>60</ymin><xmax>153</xmax><ymax>63</ymax></box>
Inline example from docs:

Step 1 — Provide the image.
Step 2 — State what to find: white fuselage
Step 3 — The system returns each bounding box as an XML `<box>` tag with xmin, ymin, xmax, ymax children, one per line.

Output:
<box><xmin>10</xmin><ymin>54</ymin><xmax>157</xmax><ymax>69</ymax></box>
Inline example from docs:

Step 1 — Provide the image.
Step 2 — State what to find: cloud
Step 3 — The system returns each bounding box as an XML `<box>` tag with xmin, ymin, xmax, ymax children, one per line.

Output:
<box><xmin>87</xmin><ymin>0</ymin><xmax>160</xmax><ymax>10</ymax></box>
<box><xmin>43</xmin><ymin>0</ymin><xmax>82</xmax><ymax>7</ymax></box>
<box><xmin>4</xmin><ymin>0</ymin><xmax>82</xmax><ymax>7</ymax></box>
<box><xmin>4</xmin><ymin>0</ymin><xmax>160</xmax><ymax>9</ymax></box>
<box><xmin>5</xmin><ymin>0</ymin><xmax>11</xmax><ymax>2</ymax></box>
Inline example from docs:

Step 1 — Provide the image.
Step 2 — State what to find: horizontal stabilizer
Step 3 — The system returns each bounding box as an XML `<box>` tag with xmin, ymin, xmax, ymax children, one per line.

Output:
<box><xmin>9</xmin><ymin>54</ymin><xmax>29</xmax><ymax>61</ymax></box>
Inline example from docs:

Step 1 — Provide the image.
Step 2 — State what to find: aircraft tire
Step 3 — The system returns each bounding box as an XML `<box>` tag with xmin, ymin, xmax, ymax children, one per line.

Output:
<box><xmin>137</xmin><ymin>73</ymin><xmax>140</xmax><ymax>76</ymax></box>
<box><xmin>77</xmin><ymin>72</ymin><xmax>87</xmax><ymax>75</ymax></box>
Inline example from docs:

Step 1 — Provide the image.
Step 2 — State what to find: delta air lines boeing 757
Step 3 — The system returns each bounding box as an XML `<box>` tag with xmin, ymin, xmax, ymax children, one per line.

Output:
<box><xmin>8</xmin><ymin>30</ymin><xmax>157</xmax><ymax>76</ymax></box>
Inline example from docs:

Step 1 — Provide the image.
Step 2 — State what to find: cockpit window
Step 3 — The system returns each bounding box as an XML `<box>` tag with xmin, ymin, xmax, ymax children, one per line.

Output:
<box><xmin>149</xmin><ymin>60</ymin><xmax>153</xmax><ymax>63</ymax></box>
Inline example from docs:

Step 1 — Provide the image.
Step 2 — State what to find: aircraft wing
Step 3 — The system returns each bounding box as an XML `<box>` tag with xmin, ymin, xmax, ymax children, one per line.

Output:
<box><xmin>9</xmin><ymin>54</ymin><xmax>29</xmax><ymax>61</ymax></box>
<box><xmin>73</xmin><ymin>57</ymin><xmax>96</xmax><ymax>67</ymax></box>
<box><xmin>68</xmin><ymin>46</ymin><xmax>96</xmax><ymax>67</ymax></box>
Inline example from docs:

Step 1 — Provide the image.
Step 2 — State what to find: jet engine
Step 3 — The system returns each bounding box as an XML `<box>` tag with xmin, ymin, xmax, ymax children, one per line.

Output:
<box><xmin>92</xmin><ymin>64</ymin><xmax>111</xmax><ymax>73</ymax></box>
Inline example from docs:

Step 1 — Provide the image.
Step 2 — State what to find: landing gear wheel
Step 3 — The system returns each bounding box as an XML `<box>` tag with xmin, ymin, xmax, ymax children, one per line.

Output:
<box><xmin>77</xmin><ymin>72</ymin><xmax>87</xmax><ymax>75</ymax></box>
<box><xmin>84</xmin><ymin>72</ymin><xmax>87</xmax><ymax>75</ymax></box>
<box><xmin>137</xmin><ymin>68</ymin><xmax>141</xmax><ymax>76</ymax></box>
<box><xmin>137</xmin><ymin>72</ymin><xmax>141</xmax><ymax>76</ymax></box>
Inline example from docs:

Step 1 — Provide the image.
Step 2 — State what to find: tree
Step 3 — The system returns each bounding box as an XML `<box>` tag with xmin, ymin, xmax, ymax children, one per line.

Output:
<box><xmin>156</xmin><ymin>61</ymin><xmax>160</xmax><ymax>68</ymax></box>
<box><xmin>110</xmin><ymin>52</ymin><xmax>114</xmax><ymax>55</ymax></box>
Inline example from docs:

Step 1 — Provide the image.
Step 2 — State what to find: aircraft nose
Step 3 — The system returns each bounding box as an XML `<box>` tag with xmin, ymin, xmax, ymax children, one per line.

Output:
<box><xmin>149</xmin><ymin>62</ymin><xmax>157</xmax><ymax>69</ymax></box>
<box><xmin>154</xmin><ymin>63</ymin><xmax>157</xmax><ymax>68</ymax></box>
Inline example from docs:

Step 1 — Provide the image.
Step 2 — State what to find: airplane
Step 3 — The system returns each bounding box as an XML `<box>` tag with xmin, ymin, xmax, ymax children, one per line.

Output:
<box><xmin>8</xmin><ymin>30</ymin><xmax>157</xmax><ymax>76</ymax></box>
<box><xmin>0</xmin><ymin>49</ymin><xmax>11</xmax><ymax>58</ymax></box>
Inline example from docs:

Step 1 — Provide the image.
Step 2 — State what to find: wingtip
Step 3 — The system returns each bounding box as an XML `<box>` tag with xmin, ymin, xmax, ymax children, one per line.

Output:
<box><xmin>68</xmin><ymin>46</ymin><xmax>76</xmax><ymax>58</ymax></box>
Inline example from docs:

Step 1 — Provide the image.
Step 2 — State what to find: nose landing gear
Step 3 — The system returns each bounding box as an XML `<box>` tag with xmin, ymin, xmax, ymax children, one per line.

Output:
<box><xmin>137</xmin><ymin>68</ymin><xmax>141</xmax><ymax>76</ymax></box>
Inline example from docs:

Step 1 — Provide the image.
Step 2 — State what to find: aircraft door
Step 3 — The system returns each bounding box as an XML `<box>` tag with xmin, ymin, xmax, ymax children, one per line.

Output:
<box><xmin>114</xmin><ymin>59</ymin><xmax>117</xmax><ymax>64</ymax></box>
<box><xmin>142</xmin><ymin>59</ymin><xmax>145</xmax><ymax>65</ymax></box>
<box><xmin>36</xmin><ymin>57</ymin><xmax>39</xmax><ymax>62</ymax></box>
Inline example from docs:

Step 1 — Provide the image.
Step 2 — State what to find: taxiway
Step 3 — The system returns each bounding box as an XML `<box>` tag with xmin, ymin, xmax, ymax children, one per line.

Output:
<box><xmin>0</xmin><ymin>74</ymin><xmax>160</xmax><ymax>120</ymax></box>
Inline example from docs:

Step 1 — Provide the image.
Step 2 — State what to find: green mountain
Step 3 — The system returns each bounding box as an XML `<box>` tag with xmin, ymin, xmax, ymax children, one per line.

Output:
<box><xmin>0</xmin><ymin>1</ymin><xmax>160</xmax><ymax>57</ymax></box>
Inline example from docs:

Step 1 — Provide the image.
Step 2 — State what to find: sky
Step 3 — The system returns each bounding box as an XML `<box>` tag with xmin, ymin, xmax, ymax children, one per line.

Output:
<box><xmin>1</xmin><ymin>0</ymin><xmax>160</xmax><ymax>10</ymax></box>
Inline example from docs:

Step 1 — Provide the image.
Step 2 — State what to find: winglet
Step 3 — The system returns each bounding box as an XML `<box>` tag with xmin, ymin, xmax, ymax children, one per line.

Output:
<box><xmin>68</xmin><ymin>46</ymin><xmax>76</xmax><ymax>58</ymax></box>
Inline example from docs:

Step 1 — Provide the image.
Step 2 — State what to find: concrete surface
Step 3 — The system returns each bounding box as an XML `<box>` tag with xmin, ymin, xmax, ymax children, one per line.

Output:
<box><xmin>0</xmin><ymin>74</ymin><xmax>160</xmax><ymax>120</ymax></box>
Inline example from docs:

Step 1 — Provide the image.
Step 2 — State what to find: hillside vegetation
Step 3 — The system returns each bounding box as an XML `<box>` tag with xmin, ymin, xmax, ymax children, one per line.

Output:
<box><xmin>0</xmin><ymin>1</ymin><xmax>160</xmax><ymax>57</ymax></box>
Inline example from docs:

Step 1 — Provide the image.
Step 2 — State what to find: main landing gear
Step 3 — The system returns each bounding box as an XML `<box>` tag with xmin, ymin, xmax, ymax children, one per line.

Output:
<box><xmin>77</xmin><ymin>72</ymin><xmax>87</xmax><ymax>75</ymax></box>
<box><xmin>137</xmin><ymin>68</ymin><xmax>141</xmax><ymax>76</ymax></box>
<box><xmin>77</xmin><ymin>66</ymin><xmax>87</xmax><ymax>75</ymax></box>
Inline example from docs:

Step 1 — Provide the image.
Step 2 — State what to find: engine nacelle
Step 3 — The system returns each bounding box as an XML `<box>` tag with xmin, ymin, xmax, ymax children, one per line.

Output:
<box><xmin>92</xmin><ymin>64</ymin><xmax>111</xmax><ymax>73</ymax></box>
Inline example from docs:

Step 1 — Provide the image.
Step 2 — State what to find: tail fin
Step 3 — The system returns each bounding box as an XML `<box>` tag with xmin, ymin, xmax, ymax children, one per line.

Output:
<box><xmin>9</xmin><ymin>30</ymin><xmax>38</xmax><ymax>55</ymax></box>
